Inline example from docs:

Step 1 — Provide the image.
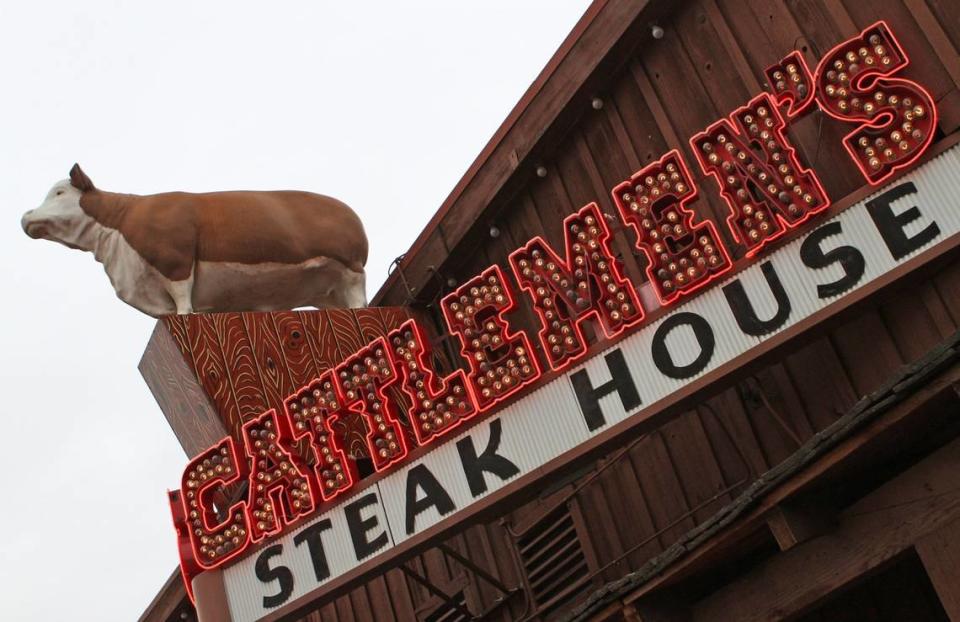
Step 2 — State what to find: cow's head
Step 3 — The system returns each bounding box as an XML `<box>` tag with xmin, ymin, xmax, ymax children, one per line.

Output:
<box><xmin>21</xmin><ymin>164</ymin><xmax>97</xmax><ymax>251</ymax></box>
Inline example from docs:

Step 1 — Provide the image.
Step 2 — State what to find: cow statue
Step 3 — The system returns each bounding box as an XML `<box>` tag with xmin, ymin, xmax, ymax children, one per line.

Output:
<box><xmin>21</xmin><ymin>164</ymin><xmax>368</xmax><ymax>316</ymax></box>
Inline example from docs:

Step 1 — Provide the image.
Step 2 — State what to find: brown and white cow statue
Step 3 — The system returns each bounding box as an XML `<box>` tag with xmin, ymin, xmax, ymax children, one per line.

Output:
<box><xmin>21</xmin><ymin>164</ymin><xmax>368</xmax><ymax>316</ymax></box>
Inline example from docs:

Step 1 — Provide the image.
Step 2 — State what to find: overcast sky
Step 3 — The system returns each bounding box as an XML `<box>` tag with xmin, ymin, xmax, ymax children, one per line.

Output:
<box><xmin>0</xmin><ymin>2</ymin><xmax>591</xmax><ymax>619</ymax></box>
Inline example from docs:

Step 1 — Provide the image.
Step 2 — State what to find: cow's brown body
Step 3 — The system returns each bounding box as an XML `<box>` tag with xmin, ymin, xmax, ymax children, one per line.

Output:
<box><xmin>21</xmin><ymin>165</ymin><xmax>369</xmax><ymax>316</ymax></box>
<box><xmin>80</xmin><ymin>189</ymin><xmax>368</xmax><ymax>281</ymax></box>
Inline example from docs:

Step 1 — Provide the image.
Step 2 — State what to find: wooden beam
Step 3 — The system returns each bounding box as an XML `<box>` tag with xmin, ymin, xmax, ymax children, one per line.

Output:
<box><xmin>765</xmin><ymin>501</ymin><xmax>834</xmax><ymax>552</ymax></box>
<box><xmin>138</xmin><ymin>568</ymin><xmax>189</xmax><ymax>622</ymax></box>
<box><xmin>916</xmin><ymin>517</ymin><xmax>960</xmax><ymax>621</ymax></box>
<box><xmin>630</xmin><ymin>593</ymin><xmax>692</xmax><ymax>621</ymax></box>
<box><xmin>689</xmin><ymin>435</ymin><xmax>960</xmax><ymax>622</ymax></box>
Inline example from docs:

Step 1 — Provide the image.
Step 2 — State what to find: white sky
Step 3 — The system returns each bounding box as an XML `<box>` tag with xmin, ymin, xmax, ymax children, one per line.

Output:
<box><xmin>0</xmin><ymin>2</ymin><xmax>591</xmax><ymax>619</ymax></box>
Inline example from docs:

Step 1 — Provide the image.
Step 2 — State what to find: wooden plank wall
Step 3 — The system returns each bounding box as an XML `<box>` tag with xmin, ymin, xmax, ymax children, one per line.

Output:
<box><xmin>410</xmin><ymin>0</ymin><xmax>960</xmax><ymax>346</ymax></box>
<box><xmin>136</xmin><ymin>1</ymin><xmax>960</xmax><ymax>620</ymax></box>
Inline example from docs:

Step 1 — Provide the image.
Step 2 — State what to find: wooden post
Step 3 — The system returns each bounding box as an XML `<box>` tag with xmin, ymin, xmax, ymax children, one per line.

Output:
<box><xmin>916</xmin><ymin>517</ymin><xmax>960</xmax><ymax>620</ymax></box>
<box><xmin>765</xmin><ymin>501</ymin><xmax>834</xmax><ymax>552</ymax></box>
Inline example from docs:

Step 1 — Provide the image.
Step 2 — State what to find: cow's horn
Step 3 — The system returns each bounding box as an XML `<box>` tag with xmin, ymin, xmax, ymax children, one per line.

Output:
<box><xmin>69</xmin><ymin>163</ymin><xmax>95</xmax><ymax>192</ymax></box>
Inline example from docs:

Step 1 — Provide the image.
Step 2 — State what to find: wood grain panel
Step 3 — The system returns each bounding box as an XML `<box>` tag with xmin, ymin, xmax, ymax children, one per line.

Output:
<box><xmin>271</xmin><ymin>312</ymin><xmax>320</xmax><ymax>389</ymax></box>
<box><xmin>183</xmin><ymin>313</ymin><xmax>242</xmax><ymax>438</ymax></box>
<box><xmin>241</xmin><ymin>312</ymin><xmax>296</xmax><ymax>416</ymax></box>
<box><xmin>140</xmin><ymin>321</ymin><xmax>227</xmax><ymax>457</ymax></box>
<box><xmin>211</xmin><ymin>313</ymin><xmax>268</xmax><ymax>424</ymax></box>
<box><xmin>298</xmin><ymin>310</ymin><xmax>342</xmax><ymax>373</ymax></box>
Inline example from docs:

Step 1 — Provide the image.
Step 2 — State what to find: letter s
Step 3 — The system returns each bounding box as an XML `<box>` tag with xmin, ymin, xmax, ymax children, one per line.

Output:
<box><xmin>814</xmin><ymin>21</ymin><xmax>937</xmax><ymax>185</ymax></box>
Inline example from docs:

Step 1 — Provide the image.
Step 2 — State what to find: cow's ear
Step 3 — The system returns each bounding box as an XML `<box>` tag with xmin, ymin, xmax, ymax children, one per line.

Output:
<box><xmin>69</xmin><ymin>163</ymin><xmax>94</xmax><ymax>192</ymax></box>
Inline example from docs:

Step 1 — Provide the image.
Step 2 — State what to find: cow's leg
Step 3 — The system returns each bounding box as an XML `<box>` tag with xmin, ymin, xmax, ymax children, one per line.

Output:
<box><xmin>338</xmin><ymin>268</ymin><xmax>367</xmax><ymax>308</ymax></box>
<box><xmin>165</xmin><ymin>273</ymin><xmax>195</xmax><ymax>314</ymax></box>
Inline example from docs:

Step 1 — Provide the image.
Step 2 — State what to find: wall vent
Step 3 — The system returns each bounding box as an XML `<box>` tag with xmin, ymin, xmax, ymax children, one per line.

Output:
<box><xmin>517</xmin><ymin>506</ymin><xmax>592</xmax><ymax>617</ymax></box>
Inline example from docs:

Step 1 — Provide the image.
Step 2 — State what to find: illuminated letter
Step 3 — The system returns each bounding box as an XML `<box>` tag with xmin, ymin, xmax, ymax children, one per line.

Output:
<box><xmin>814</xmin><ymin>21</ymin><xmax>937</xmax><ymax>185</ymax></box>
<box><xmin>335</xmin><ymin>338</ymin><xmax>410</xmax><ymax>472</ymax></box>
<box><xmin>387</xmin><ymin>319</ymin><xmax>479</xmax><ymax>444</ymax></box>
<box><xmin>441</xmin><ymin>265</ymin><xmax>541</xmax><ymax>410</ymax></box>
<box><xmin>284</xmin><ymin>371</ymin><xmax>357</xmax><ymax>502</ymax></box>
<box><xmin>692</xmin><ymin>93</ymin><xmax>830</xmax><ymax>256</ymax></box>
<box><xmin>612</xmin><ymin>150</ymin><xmax>732</xmax><ymax>305</ymax></box>
<box><xmin>508</xmin><ymin>203</ymin><xmax>644</xmax><ymax>370</ymax></box>
<box><xmin>765</xmin><ymin>51</ymin><xmax>816</xmax><ymax>119</ymax></box>
<box><xmin>243</xmin><ymin>410</ymin><xmax>317</xmax><ymax>541</ymax></box>
<box><xmin>177</xmin><ymin>437</ymin><xmax>250</xmax><ymax>568</ymax></box>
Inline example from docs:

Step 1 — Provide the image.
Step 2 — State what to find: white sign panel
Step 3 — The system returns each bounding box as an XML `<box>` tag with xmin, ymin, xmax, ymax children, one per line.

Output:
<box><xmin>223</xmin><ymin>145</ymin><xmax>960</xmax><ymax>622</ymax></box>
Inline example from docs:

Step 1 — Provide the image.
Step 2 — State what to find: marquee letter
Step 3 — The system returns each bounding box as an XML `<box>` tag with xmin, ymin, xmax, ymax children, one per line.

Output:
<box><xmin>177</xmin><ymin>437</ymin><xmax>250</xmax><ymax>569</ymax></box>
<box><xmin>509</xmin><ymin>203</ymin><xmax>644</xmax><ymax>370</ymax></box>
<box><xmin>387</xmin><ymin>319</ymin><xmax>479</xmax><ymax>444</ymax></box>
<box><xmin>692</xmin><ymin>93</ymin><xmax>830</xmax><ymax>256</ymax></box>
<box><xmin>456</xmin><ymin>419</ymin><xmax>519</xmax><ymax>497</ymax></box>
<box><xmin>765</xmin><ymin>51</ymin><xmax>816</xmax><ymax>119</ymax></box>
<box><xmin>335</xmin><ymin>338</ymin><xmax>410</xmax><ymax>472</ymax></box>
<box><xmin>293</xmin><ymin>519</ymin><xmax>334</xmax><ymax>583</ymax></box>
<box><xmin>405</xmin><ymin>465</ymin><xmax>456</xmax><ymax>535</ymax></box>
<box><xmin>612</xmin><ymin>150</ymin><xmax>732</xmax><ymax>305</ymax></box>
<box><xmin>344</xmin><ymin>492</ymin><xmax>389</xmax><ymax>560</ymax></box>
<box><xmin>285</xmin><ymin>371</ymin><xmax>358</xmax><ymax>502</ymax></box>
<box><xmin>651</xmin><ymin>312</ymin><xmax>716</xmax><ymax>379</ymax></box>
<box><xmin>866</xmin><ymin>182</ymin><xmax>940</xmax><ymax>260</ymax></box>
<box><xmin>722</xmin><ymin>261</ymin><xmax>792</xmax><ymax>336</ymax></box>
<box><xmin>442</xmin><ymin>265</ymin><xmax>541</xmax><ymax>410</ymax></box>
<box><xmin>814</xmin><ymin>21</ymin><xmax>937</xmax><ymax>185</ymax></box>
<box><xmin>255</xmin><ymin>544</ymin><xmax>294</xmax><ymax>608</ymax></box>
<box><xmin>243</xmin><ymin>410</ymin><xmax>317</xmax><ymax>542</ymax></box>
<box><xmin>800</xmin><ymin>222</ymin><xmax>866</xmax><ymax>298</ymax></box>
<box><xmin>570</xmin><ymin>349</ymin><xmax>641</xmax><ymax>431</ymax></box>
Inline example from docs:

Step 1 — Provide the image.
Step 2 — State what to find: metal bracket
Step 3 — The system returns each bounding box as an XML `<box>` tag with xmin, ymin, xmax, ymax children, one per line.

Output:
<box><xmin>399</xmin><ymin>564</ymin><xmax>474</xmax><ymax>620</ymax></box>
<box><xmin>437</xmin><ymin>542</ymin><xmax>516</xmax><ymax>596</ymax></box>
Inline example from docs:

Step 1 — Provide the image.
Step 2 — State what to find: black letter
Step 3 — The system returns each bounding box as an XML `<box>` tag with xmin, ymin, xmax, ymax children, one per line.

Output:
<box><xmin>651</xmin><ymin>312</ymin><xmax>715</xmax><ymax>379</ymax></box>
<box><xmin>570</xmin><ymin>349</ymin><xmax>641</xmax><ymax>431</ymax></box>
<box><xmin>254</xmin><ymin>544</ymin><xmax>294</xmax><ymax>609</ymax></box>
<box><xmin>722</xmin><ymin>261</ymin><xmax>792</xmax><ymax>336</ymax></box>
<box><xmin>405</xmin><ymin>465</ymin><xmax>456</xmax><ymax>535</ymax></box>
<box><xmin>800</xmin><ymin>221</ymin><xmax>866</xmax><ymax>298</ymax></box>
<box><xmin>456</xmin><ymin>419</ymin><xmax>519</xmax><ymax>497</ymax></box>
<box><xmin>867</xmin><ymin>182</ymin><xmax>939</xmax><ymax>260</ymax></box>
<box><xmin>293</xmin><ymin>519</ymin><xmax>333</xmax><ymax>583</ymax></box>
<box><xmin>344</xmin><ymin>493</ymin><xmax>389</xmax><ymax>560</ymax></box>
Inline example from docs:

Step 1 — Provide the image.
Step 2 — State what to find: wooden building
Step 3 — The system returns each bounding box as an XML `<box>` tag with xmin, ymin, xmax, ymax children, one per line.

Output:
<box><xmin>140</xmin><ymin>1</ymin><xmax>960</xmax><ymax>620</ymax></box>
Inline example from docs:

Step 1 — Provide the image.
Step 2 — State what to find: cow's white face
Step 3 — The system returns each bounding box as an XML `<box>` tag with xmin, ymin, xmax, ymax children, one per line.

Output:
<box><xmin>21</xmin><ymin>179</ymin><xmax>93</xmax><ymax>251</ymax></box>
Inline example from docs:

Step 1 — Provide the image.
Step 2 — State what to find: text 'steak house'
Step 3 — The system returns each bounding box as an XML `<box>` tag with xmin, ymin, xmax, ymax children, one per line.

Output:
<box><xmin>138</xmin><ymin>1</ymin><xmax>960</xmax><ymax>621</ymax></box>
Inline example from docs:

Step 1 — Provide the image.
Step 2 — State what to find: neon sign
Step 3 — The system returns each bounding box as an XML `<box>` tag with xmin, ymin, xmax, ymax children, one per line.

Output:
<box><xmin>168</xmin><ymin>21</ymin><xmax>940</xmax><ymax>595</ymax></box>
